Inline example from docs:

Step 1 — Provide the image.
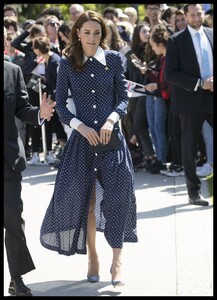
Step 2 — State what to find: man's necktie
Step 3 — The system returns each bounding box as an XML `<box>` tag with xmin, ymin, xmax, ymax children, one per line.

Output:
<box><xmin>196</xmin><ymin>31</ymin><xmax>211</xmax><ymax>79</ymax></box>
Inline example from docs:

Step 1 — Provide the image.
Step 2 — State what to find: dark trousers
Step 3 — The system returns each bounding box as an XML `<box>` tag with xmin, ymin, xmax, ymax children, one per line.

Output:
<box><xmin>180</xmin><ymin>112</ymin><xmax>213</xmax><ymax>198</ymax></box>
<box><xmin>167</xmin><ymin>111</ymin><xmax>182</xmax><ymax>166</ymax></box>
<box><xmin>128</xmin><ymin>96</ymin><xmax>155</xmax><ymax>157</ymax></box>
<box><xmin>28</xmin><ymin>88</ymin><xmax>53</xmax><ymax>152</ymax></box>
<box><xmin>52</xmin><ymin>110</ymin><xmax>67</xmax><ymax>141</ymax></box>
<box><xmin>4</xmin><ymin>159</ymin><xmax>35</xmax><ymax>278</ymax></box>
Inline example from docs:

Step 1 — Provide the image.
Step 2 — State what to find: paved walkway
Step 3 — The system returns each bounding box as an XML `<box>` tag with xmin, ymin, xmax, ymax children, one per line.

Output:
<box><xmin>4</xmin><ymin>165</ymin><xmax>213</xmax><ymax>296</ymax></box>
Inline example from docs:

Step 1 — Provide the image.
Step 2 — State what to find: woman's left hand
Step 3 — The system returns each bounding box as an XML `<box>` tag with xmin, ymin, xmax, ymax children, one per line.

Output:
<box><xmin>100</xmin><ymin>119</ymin><xmax>114</xmax><ymax>144</ymax></box>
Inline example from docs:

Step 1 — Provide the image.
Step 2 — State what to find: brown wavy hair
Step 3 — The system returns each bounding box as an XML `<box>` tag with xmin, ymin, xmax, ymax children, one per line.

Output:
<box><xmin>150</xmin><ymin>23</ymin><xmax>170</xmax><ymax>48</ymax></box>
<box><xmin>63</xmin><ymin>10</ymin><xmax>108</xmax><ymax>71</ymax></box>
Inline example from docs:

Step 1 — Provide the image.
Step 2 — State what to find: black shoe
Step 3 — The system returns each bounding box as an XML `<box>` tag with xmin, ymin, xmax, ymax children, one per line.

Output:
<box><xmin>145</xmin><ymin>159</ymin><xmax>158</xmax><ymax>171</ymax></box>
<box><xmin>189</xmin><ymin>196</ymin><xmax>209</xmax><ymax>206</ymax></box>
<box><xmin>53</xmin><ymin>161</ymin><xmax>60</xmax><ymax>169</ymax></box>
<box><xmin>149</xmin><ymin>161</ymin><xmax>167</xmax><ymax>175</ymax></box>
<box><xmin>134</xmin><ymin>161</ymin><xmax>147</xmax><ymax>170</ymax></box>
<box><xmin>196</xmin><ymin>156</ymin><xmax>207</xmax><ymax>167</ymax></box>
<box><xmin>8</xmin><ymin>277</ymin><xmax>33</xmax><ymax>296</ymax></box>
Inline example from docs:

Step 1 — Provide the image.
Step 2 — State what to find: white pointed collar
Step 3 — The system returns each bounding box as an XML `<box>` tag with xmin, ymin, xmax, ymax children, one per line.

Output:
<box><xmin>188</xmin><ymin>24</ymin><xmax>204</xmax><ymax>37</ymax></box>
<box><xmin>83</xmin><ymin>46</ymin><xmax>106</xmax><ymax>66</ymax></box>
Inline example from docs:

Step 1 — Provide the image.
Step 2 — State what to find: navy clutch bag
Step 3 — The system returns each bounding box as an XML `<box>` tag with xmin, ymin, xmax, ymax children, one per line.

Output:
<box><xmin>90</xmin><ymin>130</ymin><xmax>120</xmax><ymax>153</ymax></box>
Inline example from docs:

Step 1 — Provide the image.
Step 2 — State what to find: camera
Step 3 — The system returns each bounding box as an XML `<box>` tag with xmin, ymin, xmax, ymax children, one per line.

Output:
<box><xmin>27</xmin><ymin>74</ymin><xmax>46</xmax><ymax>93</ymax></box>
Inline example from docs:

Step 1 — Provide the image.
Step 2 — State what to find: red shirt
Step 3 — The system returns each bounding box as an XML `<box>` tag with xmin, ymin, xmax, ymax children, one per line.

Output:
<box><xmin>160</xmin><ymin>56</ymin><xmax>170</xmax><ymax>100</ymax></box>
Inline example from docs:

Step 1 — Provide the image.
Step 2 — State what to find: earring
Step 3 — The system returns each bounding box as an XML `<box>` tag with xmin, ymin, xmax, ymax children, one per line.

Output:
<box><xmin>78</xmin><ymin>38</ymin><xmax>81</xmax><ymax>42</ymax></box>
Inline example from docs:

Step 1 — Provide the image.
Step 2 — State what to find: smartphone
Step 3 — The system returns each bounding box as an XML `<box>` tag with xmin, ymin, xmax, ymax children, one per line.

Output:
<box><xmin>130</xmin><ymin>54</ymin><xmax>143</xmax><ymax>68</ymax></box>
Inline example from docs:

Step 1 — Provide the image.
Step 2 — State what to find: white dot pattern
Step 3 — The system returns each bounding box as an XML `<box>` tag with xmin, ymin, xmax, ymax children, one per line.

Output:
<box><xmin>40</xmin><ymin>50</ymin><xmax>138</xmax><ymax>256</ymax></box>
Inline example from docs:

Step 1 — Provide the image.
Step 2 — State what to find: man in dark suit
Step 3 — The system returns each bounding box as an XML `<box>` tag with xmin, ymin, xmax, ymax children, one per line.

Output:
<box><xmin>4</xmin><ymin>27</ymin><xmax>56</xmax><ymax>296</ymax></box>
<box><xmin>165</xmin><ymin>4</ymin><xmax>213</xmax><ymax>206</ymax></box>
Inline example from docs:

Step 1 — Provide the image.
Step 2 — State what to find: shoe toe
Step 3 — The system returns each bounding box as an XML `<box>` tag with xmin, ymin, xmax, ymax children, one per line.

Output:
<box><xmin>112</xmin><ymin>280</ymin><xmax>125</xmax><ymax>287</ymax></box>
<box><xmin>196</xmin><ymin>164</ymin><xmax>213</xmax><ymax>177</ymax></box>
<box><xmin>9</xmin><ymin>279</ymin><xmax>33</xmax><ymax>296</ymax></box>
<box><xmin>189</xmin><ymin>197</ymin><xmax>209</xmax><ymax>206</ymax></box>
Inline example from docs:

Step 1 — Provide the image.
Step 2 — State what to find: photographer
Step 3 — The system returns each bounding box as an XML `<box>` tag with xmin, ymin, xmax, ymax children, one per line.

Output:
<box><xmin>11</xmin><ymin>23</ymin><xmax>60</xmax><ymax>165</ymax></box>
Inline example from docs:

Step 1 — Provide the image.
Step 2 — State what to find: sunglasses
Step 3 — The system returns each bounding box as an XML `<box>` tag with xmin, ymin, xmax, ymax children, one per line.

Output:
<box><xmin>48</xmin><ymin>21</ymin><xmax>59</xmax><ymax>27</ymax></box>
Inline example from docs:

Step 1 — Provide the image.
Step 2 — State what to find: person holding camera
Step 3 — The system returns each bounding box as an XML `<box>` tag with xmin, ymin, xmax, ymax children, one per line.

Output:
<box><xmin>32</xmin><ymin>35</ymin><xmax>67</xmax><ymax>167</ymax></box>
<box><xmin>11</xmin><ymin>23</ymin><xmax>60</xmax><ymax>165</ymax></box>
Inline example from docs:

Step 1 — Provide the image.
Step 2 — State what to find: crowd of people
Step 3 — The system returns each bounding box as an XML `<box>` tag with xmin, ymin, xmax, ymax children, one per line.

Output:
<box><xmin>4</xmin><ymin>3</ymin><xmax>213</xmax><ymax>176</ymax></box>
<box><xmin>4</xmin><ymin>3</ymin><xmax>213</xmax><ymax>296</ymax></box>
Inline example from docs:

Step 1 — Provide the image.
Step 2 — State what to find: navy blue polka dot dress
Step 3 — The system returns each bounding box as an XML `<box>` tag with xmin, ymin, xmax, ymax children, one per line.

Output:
<box><xmin>40</xmin><ymin>49</ymin><xmax>138</xmax><ymax>256</ymax></box>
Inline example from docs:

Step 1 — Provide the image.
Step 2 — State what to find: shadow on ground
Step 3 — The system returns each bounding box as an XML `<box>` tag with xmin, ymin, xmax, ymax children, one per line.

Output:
<box><xmin>26</xmin><ymin>280</ymin><xmax>122</xmax><ymax>296</ymax></box>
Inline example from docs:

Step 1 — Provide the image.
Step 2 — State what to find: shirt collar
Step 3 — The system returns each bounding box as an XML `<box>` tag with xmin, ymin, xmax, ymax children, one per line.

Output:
<box><xmin>188</xmin><ymin>24</ymin><xmax>204</xmax><ymax>37</ymax></box>
<box><xmin>83</xmin><ymin>46</ymin><xmax>106</xmax><ymax>66</ymax></box>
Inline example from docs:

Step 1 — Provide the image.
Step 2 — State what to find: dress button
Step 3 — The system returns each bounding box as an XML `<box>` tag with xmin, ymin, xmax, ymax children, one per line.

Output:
<box><xmin>91</xmin><ymin>90</ymin><xmax>95</xmax><ymax>93</ymax></box>
<box><xmin>95</xmin><ymin>153</ymin><xmax>98</xmax><ymax>156</ymax></box>
<box><xmin>89</xmin><ymin>58</ymin><xmax>93</xmax><ymax>61</ymax></box>
<box><xmin>91</xmin><ymin>74</ymin><xmax>94</xmax><ymax>77</ymax></box>
<box><xmin>93</xmin><ymin>104</ymin><xmax>96</xmax><ymax>108</ymax></box>
<box><xmin>94</xmin><ymin>168</ymin><xmax>97</xmax><ymax>171</ymax></box>
<box><xmin>94</xmin><ymin>120</ymin><xmax>98</xmax><ymax>124</ymax></box>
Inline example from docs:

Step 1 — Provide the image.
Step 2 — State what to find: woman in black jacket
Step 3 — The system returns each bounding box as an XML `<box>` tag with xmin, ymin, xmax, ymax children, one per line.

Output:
<box><xmin>12</xmin><ymin>24</ymin><xmax>60</xmax><ymax>165</ymax></box>
<box><xmin>125</xmin><ymin>22</ymin><xmax>156</xmax><ymax>169</ymax></box>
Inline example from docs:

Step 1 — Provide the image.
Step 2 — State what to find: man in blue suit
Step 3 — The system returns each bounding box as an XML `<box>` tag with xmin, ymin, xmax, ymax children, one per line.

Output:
<box><xmin>4</xmin><ymin>26</ymin><xmax>56</xmax><ymax>296</ymax></box>
<box><xmin>165</xmin><ymin>4</ymin><xmax>213</xmax><ymax>206</ymax></box>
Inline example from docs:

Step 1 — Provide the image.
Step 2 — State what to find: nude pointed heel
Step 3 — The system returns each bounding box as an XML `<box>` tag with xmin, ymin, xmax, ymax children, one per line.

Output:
<box><xmin>110</xmin><ymin>266</ymin><xmax>125</xmax><ymax>287</ymax></box>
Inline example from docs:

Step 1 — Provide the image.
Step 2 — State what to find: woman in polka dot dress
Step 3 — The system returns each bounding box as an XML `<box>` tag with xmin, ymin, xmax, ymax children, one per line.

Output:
<box><xmin>40</xmin><ymin>10</ymin><xmax>138</xmax><ymax>287</ymax></box>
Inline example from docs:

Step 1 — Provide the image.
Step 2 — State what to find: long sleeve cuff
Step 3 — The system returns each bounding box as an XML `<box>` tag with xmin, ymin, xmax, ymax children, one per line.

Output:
<box><xmin>107</xmin><ymin>112</ymin><xmax>120</xmax><ymax>123</ymax></box>
<box><xmin>38</xmin><ymin>110</ymin><xmax>45</xmax><ymax>125</ymax></box>
<box><xmin>70</xmin><ymin>118</ymin><xmax>83</xmax><ymax>130</ymax></box>
<box><xmin>194</xmin><ymin>78</ymin><xmax>201</xmax><ymax>91</ymax></box>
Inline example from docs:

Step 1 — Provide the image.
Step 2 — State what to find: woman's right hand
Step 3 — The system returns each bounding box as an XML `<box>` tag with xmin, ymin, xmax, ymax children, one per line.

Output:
<box><xmin>77</xmin><ymin>123</ymin><xmax>100</xmax><ymax>146</ymax></box>
<box><xmin>139</xmin><ymin>62</ymin><xmax>148</xmax><ymax>74</ymax></box>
